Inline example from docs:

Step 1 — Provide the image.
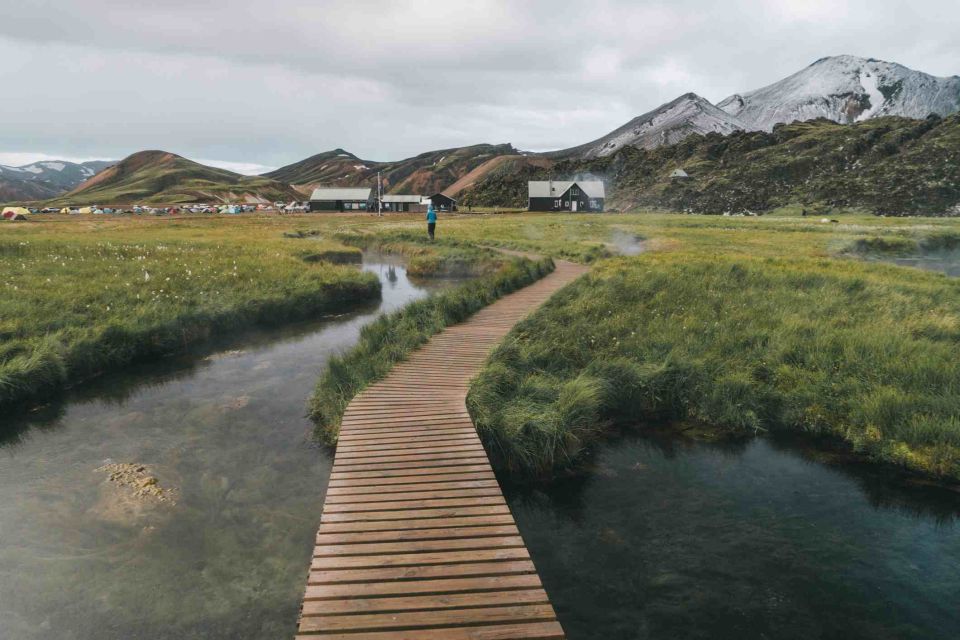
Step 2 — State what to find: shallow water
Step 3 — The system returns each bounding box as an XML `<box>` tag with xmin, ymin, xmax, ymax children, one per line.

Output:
<box><xmin>0</xmin><ymin>258</ymin><xmax>458</xmax><ymax>640</ymax></box>
<box><xmin>869</xmin><ymin>250</ymin><xmax>960</xmax><ymax>277</ymax></box>
<box><xmin>504</xmin><ymin>430</ymin><xmax>960</xmax><ymax>640</ymax></box>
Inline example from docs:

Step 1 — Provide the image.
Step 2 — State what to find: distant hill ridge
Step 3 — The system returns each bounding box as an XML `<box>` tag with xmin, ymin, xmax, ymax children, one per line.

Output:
<box><xmin>0</xmin><ymin>159</ymin><xmax>114</xmax><ymax>201</ymax></box>
<box><xmin>54</xmin><ymin>150</ymin><xmax>299</xmax><ymax>206</ymax></box>
<box><xmin>458</xmin><ymin>114</ymin><xmax>960</xmax><ymax>215</ymax></box>
<box><xmin>264</xmin><ymin>143</ymin><xmax>520</xmax><ymax>196</ymax></box>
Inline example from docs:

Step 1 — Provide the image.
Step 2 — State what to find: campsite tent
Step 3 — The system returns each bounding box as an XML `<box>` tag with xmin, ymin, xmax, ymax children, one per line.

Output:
<box><xmin>59</xmin><ymin>207</ymin><xmax>72</xmax><ymax>214</ymax></box>
<box><xmin>669</xmin><ymin>169</ymin><xmax>690</xmax><ymax>179</ymax></box>
<box><xmin>2</xmin><ymin>207</ymin><xmax>30</xmax><ymax>220</ymax></box>
<box><xmin>77</xmin><ymin>206</ymin><xmax>94</xmax><ymax>214</ymax></box>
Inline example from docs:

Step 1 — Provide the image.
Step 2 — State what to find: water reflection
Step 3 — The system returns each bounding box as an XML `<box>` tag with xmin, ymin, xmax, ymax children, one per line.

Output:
<box><xmin>0</xmin><ymin>258</ymin><xmax>459</xmax><ymax>640</ymax></box>
<box><xmin>503</xmin><ymin>429</ymin><xmax>960</xmax><ymax>640</ymax></box>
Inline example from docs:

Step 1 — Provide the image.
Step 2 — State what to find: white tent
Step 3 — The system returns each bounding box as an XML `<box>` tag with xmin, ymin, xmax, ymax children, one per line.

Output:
<box><xmin>670</xmin><ymin>169</ymin><xmax>690</xmax><ymax>179</ymax></box>
<box><xmin>2</xmin><ymin>206</ymin><xmax>30</xmax><ymax>220</ymax></box>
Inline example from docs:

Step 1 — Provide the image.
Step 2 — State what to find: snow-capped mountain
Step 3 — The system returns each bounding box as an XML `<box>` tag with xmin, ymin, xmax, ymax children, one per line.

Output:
<box><xmin>556</xmin><ymin>93</ymin><xmax>749</xmax><ymax>159</ymax></box>
<box><xmin>0</xmin><ymin>159</ymin><xmax>114</xmax><ymax>201</ymax></box>
<box><xmin>718</xmin><ymin>55</ymin><xmax>960</xmax><ymax>131</ymax></box>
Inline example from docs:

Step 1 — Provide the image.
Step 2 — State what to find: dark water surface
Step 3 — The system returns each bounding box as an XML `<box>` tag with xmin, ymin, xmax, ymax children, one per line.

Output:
<box><xmin>0</xmin><ymin>259</ymin><xmax>457</xmax><ymax>640</ymax></box>
<box><xmin>5</xmin><ymin>256</ymin><xmax>960</xmax><ymax>640</ymax></box>
<box><xmin>504</xmin><ymin>430</ymin><xmax>960</xmax><ymax>640</ymax></box>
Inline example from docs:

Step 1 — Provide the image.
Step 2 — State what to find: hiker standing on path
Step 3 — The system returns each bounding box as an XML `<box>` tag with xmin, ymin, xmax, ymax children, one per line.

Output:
<box><xmin>426</xmin><ymin>203</ymin><xmax>437</xmax><ymax>241</ymax></box>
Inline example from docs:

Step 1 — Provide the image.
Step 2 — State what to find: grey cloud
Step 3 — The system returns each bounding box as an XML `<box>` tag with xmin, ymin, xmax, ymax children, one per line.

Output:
<box><xmin>1</xmin><ymin>0</ymin><xmax>958</xmax><ymax>168</ymax></box>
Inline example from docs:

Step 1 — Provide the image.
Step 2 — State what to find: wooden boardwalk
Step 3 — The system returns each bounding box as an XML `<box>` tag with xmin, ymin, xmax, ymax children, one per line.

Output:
<box><xmin>297</xmin><ymin>261</ymin><xmax>587</xmax><ymax>640</ymax></box>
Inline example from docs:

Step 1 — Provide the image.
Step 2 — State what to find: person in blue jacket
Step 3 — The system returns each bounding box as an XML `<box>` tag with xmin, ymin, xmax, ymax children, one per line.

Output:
<box><xmin>426</xmin><ymin>203</ymin><xmax>437</xmax><ymax>241</ymax></box>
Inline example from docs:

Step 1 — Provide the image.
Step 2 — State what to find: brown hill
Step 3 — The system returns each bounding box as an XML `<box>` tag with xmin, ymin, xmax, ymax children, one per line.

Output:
<box><xmin>265</xmin><ymin>144</ymin><xmax>518</xmax><ymax>196</ymax></box>
<box><xmin>54</xmin><ymin>150</ymin><xmax>301</xmax><ymax>205</ymax></box>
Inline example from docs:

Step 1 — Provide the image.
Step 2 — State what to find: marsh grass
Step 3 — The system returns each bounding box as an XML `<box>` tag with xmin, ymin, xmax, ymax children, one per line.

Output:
<box><xmin>309</xmin><ymin>256</ymin><xmax>555</xmax><ymax>443</ymax></box>
<box><xmin>0</xmin><ymin>219</ymin><xmax>379</xmax><ymax>408</ymax></box>
<box><xmin>469</xmin><ymin>253</ymin><xmax>960</xmax><ymax>479</ymax></box>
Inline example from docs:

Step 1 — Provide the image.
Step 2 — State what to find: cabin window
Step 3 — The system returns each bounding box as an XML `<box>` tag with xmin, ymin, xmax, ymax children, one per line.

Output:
<box><xmin>554</xmin><ymin>199</ymin><xmax>561</xmax><ymax>208</ymax></box>
<box><xmin>571</xmin><ymin>187</ymin><xmax>579</xmax><ymax>196</ymax></box>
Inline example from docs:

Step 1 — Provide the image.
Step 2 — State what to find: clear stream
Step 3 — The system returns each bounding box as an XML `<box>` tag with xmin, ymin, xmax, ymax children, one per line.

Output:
<box><xmin>0</xmin><ymin>258</ymin><xmax>459</xmax><ymax>639</ymax></box>
<box><xmin>503</xmin><ymin>430</ymin><xmax>960</xmax><ymax>640</ymax></box>
<box><xmin>1</xmin><ymin>256</ymin><xmax>959</xmax><ymax>639</ymax></box>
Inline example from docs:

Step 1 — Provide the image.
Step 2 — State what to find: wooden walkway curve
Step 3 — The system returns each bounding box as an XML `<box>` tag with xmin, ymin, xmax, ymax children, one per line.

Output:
<box><xmin>297</xmin><ymin>260</ymin><xmax>587</xmax><ymax>640</ymax></box>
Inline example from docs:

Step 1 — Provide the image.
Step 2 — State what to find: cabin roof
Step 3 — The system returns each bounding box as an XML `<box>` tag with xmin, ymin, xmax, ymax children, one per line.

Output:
<box><xmin>381</xmin><ymin>194</ymin><xmax>423</xmax><ymax>203</ymax></box>
<box><xmin>310</xmin><ymin>187</ymin><xmax>372</xmax><ymax>201</ymax></box>
<box><xmin>528</xmin><ymin>181</ymin><xmax>605</xmax><ymax>198</ymax></box>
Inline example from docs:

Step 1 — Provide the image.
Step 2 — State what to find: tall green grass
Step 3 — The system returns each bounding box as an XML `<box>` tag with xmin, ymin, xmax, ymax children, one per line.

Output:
<box><xmin>468</xmin><ymin>253</ymin><xmax>960</xmax><ymax>479</ymax></box>
<box><xmin>0</xmin><ymin>234</ymin><xmax>379</xmax><ymax>409</ymax></box>
<box><xmin>309</xmin><ymin>256</ymin><xmax>555</xmax><ymax>443</ymax></box>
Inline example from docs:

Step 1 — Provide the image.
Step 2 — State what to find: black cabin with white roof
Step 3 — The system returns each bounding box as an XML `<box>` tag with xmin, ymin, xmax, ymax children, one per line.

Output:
<box><xmin>309</xmin><ymin>187</ymin><xmax>373</xmax><ymax>212</ymax></box>
<box><xmin>528</xmin><ymin>180</ymin><xmax>605</xmax><ymax>212</ymax></box>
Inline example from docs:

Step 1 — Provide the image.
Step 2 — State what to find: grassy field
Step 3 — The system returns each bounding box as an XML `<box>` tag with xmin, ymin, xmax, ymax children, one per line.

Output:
<box><xmin>450</xmin><ymin>212</ymin><xmax>960</xmax><ymax>481</ymax></box>
<box><xmin>6</xmin><ymin>210</ymin><xmax>960</xmax><ymax>482</ymax></box>
<box><xmin>0</xmin><ymin>214</ymin><xmax>381</xmax><ymax>408</ymax></box>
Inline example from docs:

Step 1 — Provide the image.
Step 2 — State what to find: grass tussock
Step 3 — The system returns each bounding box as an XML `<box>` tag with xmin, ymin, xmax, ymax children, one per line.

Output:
<box><xmin>309</xmin><ymin>256</ymin><xmax>555</xmax><ymax>443</ymax></box>
<box><xmin>468</xmin><ymin>253</ymin><xmax>960</xmax><ymax>479</ymax></box>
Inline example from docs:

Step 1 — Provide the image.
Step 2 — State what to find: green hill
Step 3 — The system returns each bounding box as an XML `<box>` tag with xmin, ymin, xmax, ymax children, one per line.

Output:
<box><xmin>460</xmin><ymin>115</ymin><xmax>960</xmax><ymax>215</ymax></box>
<box><xmin>51</xmin><ymin>150</ymin><xmax>301</xmax><ymax>206</ymax></box>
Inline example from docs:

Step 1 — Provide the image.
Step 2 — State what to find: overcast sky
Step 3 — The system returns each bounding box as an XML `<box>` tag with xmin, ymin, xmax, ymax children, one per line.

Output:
<box><xmin>2</xmin><ymin>0</ymin><xmax>958</xmax><ymax>173</ymax></box>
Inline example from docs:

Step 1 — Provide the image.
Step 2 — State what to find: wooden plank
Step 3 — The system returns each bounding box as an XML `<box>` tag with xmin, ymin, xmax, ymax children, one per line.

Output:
<box><xmin>327</xmin><ymin>472</ymin><xmax>496</xmax><ymax>487</ymax></box>
<box><xmin>313</xmin><ymin>515</ymin><xmax>518</xmax><ymax>534</ymax></box>
<box><xmin>324</xmin><ymin>488</ymin><xmax>504</xmax><ymax>503</ymax></box>
<box><xmin>312</xmin><ymin>536</ymin><xmax>526</xmax><ymax>556</ymax></box>
<box><xmin>322</xmin><ymin>496</ymin><xmax>506</xmax><ymax>513</ymax></box>
<box><xmin>335</xmin><ymin>445</ymin><xmax>486</xmax><ymax>460</ymax></box>
<box><xmin>320</xmin><ymin>505</ymin><xmax>512</xmax><ymax>523</ymax></box>
<box><xmin>307</xmin><ymin>559</ymin><xmax>538</xmax><ymax>583</ymax></box>
<box><xmin>338</xmin><ymin>433</ymin><xmax>479</xmax><ymax>446</ymax></box>
<box><xmin>310</xmin><ymin>547</ymin><xmax>530</xmax><ymax>570</ymax></box>
<box><xmin>316</xmin><ymin>525</ymin><xmax>519</xmax><ymax>545</ymax></box>
<box><xmin>325</xmin><ymin>479</ymin><xmax>502</xmax><ymax>496</ymax></box>
<box><xmin>332</xmin><ymin>459</ymin><xmax>492</xmax><ymax>474</ymax></box>
<box><xmin>303</xmin><ymin>574</ymin><xmax>543</xmax><ymax>600</ymax></box>
<box><xmin>300</xmin><ymin>588</ymin><xmax>549</xmax><ymax>616</ymax></box>
<box><xmin>298</xmin><ymin>604</ymin><xmax>557</xmax><ymax>633</ymax></box>
<box><xmin>295</xmin><ymin>621</ymin><xmax>565</xmax><ymax>639</ymax></box>
<box><xmin>329</xmin><ymin>465</ymin><xmax>493</xmax><ymax>480</ymax></box>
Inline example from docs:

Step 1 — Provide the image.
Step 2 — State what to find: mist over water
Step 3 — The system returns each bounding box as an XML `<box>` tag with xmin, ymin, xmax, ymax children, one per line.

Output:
<box><xmin>883</xmin><ymin>250</ymin><xmax>960</xmax><ymax>277</ymax></box>
<box><xmin>609</xmin><ymin>230</ymin><xmax>646</xmax><ymax>255</ymax></box>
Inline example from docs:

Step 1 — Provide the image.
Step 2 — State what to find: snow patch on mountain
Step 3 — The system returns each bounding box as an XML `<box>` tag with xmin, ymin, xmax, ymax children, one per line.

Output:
<box><xmin>719</xmin><ymin>55</ymin><xmax>960</xmax><ymax>131</ymax></box>
<box><xmin>856</xmin><ymin>70</ymin><xmax>883</xmax><ymax>121</ymax></box>
<box><xmin>559</xmin><ymin>93</ymin><xmax>749</xmax><ymax>159</ymax></box>
<box><xmin>41</xmin><ymin>162</ymin><xmax>66</xmax><ymax>171</ymax></box>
